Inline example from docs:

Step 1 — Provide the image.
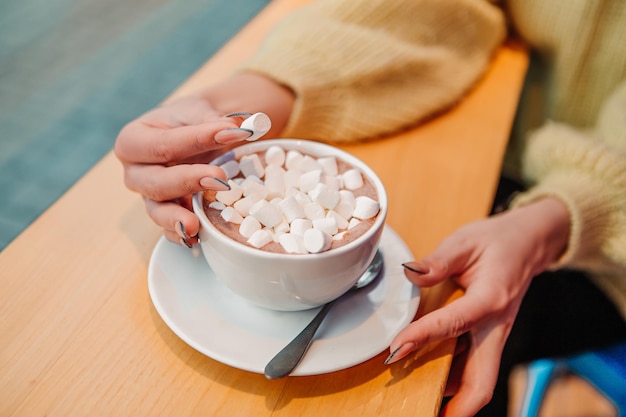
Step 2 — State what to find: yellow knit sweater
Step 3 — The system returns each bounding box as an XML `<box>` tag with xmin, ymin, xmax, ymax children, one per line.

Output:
<box><xmin>241</xmin><ymin>0</ymin><xmax>626</xmax><ymax>317</ymax></box>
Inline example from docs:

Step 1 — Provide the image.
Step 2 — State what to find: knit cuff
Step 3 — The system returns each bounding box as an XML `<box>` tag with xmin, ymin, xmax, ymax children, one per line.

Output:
<box><xmin>510</xmin><ymin>171</ymin><xmax>612</xmax><ymax>270</ymax></box>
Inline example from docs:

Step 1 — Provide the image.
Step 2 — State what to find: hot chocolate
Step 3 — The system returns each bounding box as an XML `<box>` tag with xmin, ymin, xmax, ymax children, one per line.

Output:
<box><xmin>202</xmin><ymin>144</ymin><xmax>380</xmax><ymax>254</ymax></box>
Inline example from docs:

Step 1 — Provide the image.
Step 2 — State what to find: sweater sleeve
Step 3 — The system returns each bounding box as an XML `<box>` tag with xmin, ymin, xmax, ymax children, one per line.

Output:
<box><xmin>510</xmin><ymin>81</ymin><xmax>626</xmax><ymax>275</ymax></box>
<box><xmin>239</xmin><ymin>0</ymin><xmax>506</xmax><ymax>143</ymax></box>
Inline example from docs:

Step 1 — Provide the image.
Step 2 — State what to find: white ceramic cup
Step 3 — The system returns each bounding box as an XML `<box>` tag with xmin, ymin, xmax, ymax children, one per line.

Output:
<box><xmin>192</xmin><ymin>139</ymin><xmax>387</xmax><ymax>311</ymax></box>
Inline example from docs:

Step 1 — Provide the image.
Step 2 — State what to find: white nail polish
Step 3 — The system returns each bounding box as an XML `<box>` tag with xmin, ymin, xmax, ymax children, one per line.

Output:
<box><xmin>240</xmin><ymin>112</ymin><xmax>271</xmax><ymax>141</ymax></box>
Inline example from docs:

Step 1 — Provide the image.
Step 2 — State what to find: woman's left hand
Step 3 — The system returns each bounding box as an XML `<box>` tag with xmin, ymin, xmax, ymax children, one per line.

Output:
<box><xmin>387</xmin><ymin>197</ymin><xmax>570</xmax><ymax>417</ymax></box>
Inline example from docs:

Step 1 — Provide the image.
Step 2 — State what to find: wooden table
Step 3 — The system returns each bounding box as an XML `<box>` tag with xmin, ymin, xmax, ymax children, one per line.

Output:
<box><xmin>0</xmin><ymin>1</ymin><xmax>528</xmax><ymax>415</ymax></box>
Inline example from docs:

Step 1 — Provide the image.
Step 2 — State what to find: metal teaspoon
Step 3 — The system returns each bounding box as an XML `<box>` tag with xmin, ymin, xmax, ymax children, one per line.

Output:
<box><xmin>264</xmin><ymin>249</ymin><xmax>385</xmax><ymax>379</ymax></box>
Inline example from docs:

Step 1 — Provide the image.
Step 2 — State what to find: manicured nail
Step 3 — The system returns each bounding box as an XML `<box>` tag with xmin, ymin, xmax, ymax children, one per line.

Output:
<box><xmin>200</xmin><ymin>176</ymin><xmax>231</xmax><ymax>191</ymax></box>
<box><xmin>384</xmin><ymin>342</ymin><xmax>416</xmax><ymax>365</ymax></box>
<box><xmin>385</xmin><ymin>346</ymin><xmax>403</xmax><ymax>365</ymax></box>
<box><xmin>224</xmin><ymin>112</ymin><xmax>253</xmax><ymax>118</ymax></box>
<box><xmin>179</xmin><ymin>237</ymin><xmax>193</xmax><ymax>248</ymax></box>
<box><xmin>214</xmin><ymin>128</ymin><xmax>254</xmax><ymax>144</ymax></box>
<box><xmin>402</xmin><ymin>263</ymin><xmax>428</xmax><ymax>274</ymax></box>
<box><xmin>175</xmin><ymin>221</ymin><xmax>191</xmax><ymax>240</ymax></box>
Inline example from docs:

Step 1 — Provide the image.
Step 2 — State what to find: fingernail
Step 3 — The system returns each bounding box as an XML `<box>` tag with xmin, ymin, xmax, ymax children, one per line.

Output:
<box><xmin>179</xmin><ymin>237</ymin><xmax>193</xmax><ymax>248</ymax></box>
<box><xmin>384</xmin><ymin>346</ymin><xmax>402</xmax><ymax>365</ymax></box>
<box><xmin>215</xmin><ymin>128</ymin><xmax>254</xmax><ymax>144</ymax></box>
<box><xmin>224</xmin><ymin>112</ymin><xmax>253</xmax><ymax>118</ymax></box>
<box><xmin>175</xmin><ymin>221</ymin><xmax>191</xmax><ymax>240</ymax></box>
<box><xmin>384</xmin><ymin>342</ymin><xmax>416</xmax><ymax>365</ymax></box>
<box><xmin>402</xmin><ymin>263</ymin><xmax>428</xmax><ymax>274</ymax></box>
<box><xmin>200</xmin><ymin>176</ymin><xmax>231</xmax><ymax>191</ymax></box>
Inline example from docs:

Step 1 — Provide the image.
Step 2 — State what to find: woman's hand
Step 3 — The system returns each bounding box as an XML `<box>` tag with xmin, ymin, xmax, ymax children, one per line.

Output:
<box><xmin>114</xmin><ymin>96</ymin><xmax>253</xmax><ymax>246</ymax></box>
<box><xmin>114</xmin><ymin>72</ymin><xmax>294</xmax><ymax>246</ymax></box>
<box><xmin>386</xmin><ymin>197</ymin><xmax>571</xmax><ymax>417</ymax></box>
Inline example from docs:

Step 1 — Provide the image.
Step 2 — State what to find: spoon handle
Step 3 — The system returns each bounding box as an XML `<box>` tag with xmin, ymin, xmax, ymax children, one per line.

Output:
<box><xmin>264</xmin><ymin>300</ymin><xmax>336</xmax><ymax>379</ymax></box>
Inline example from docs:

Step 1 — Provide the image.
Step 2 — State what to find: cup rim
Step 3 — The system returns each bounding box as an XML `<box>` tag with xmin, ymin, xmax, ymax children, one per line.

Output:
<box><xmin>192</xmin><ymin>139</ymin><xmax>387</xmax><ymax>259</ymax></box>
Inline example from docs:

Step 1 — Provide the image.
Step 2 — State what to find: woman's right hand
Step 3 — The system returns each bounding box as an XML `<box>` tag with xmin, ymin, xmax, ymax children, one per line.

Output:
<box><xmin>114</xmin><ymin>96</ymin><xmax>256</xmax><ymax>246</ymax></box>
<box><xmin>114</xmin><ymin>72</ymin><xmax>296</xmax><ymax>246</ymax></box>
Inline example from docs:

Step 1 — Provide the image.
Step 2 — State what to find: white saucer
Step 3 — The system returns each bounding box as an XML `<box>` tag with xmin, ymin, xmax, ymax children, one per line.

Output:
<box><xmin>148</xmin><ymin>226</ymin><xmax>420</xmax><ymax>376</ymax></box>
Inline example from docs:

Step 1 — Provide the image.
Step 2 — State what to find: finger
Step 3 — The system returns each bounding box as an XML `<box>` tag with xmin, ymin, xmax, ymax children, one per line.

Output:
<box><xmin>387</xmin><ymin>291</ymin><xmax>489</xmax><ymax>362</ymax></box>
<box><xmin>145</xmin><ymin>199</ymin><xmax>201</xmax><ymax>246</ymax></box>
<box><xmin>440</xmin><ymin>328</ymin><xmax>505</xmax><ymax>417</ymax></box>
<box><xmin>124</xmin><ymin>163</ymin><xmax>229</xmax><ymax>202</ymax></box>
<box><xmin>115</xmin><ymin>119</ymin><xmax>243</xmax><ymax>164</ymax></box>
<box><xmin>162</xmin><ymin>228</ymin><xmax>199</xmax><ymax>248</ymax></box>
<box><xmin>179</xmin><ymin>149</ymin><xmax>229</xmax><ymax>165</ymax></box>
<box><xmin>402</xmin><ymin>261</ymin><xmax>445</xmax><ymax>287</ymax></box>
<box><xmin>443</xmin><ymin>334</ymin><xmax>470</xmax><ymax>396</ymax></box>
<box><xmin>223</xmin><ymin>112</ymin><xmax>254</xmax><ymax>123</ymax></box>
<box><xmin>402</xmin><ymin>239</ymin><xmax>475</xmax><ymax>287</ymax></box>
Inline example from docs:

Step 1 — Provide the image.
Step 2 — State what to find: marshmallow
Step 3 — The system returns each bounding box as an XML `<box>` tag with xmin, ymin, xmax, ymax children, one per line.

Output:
<box><xmin>264</xmin><ymin>165</ymin><xmax>286</xmax><ymax>198</ymax></box>
<box><xmin>215</xmin><ymin>180</ymin><xmax>244</xmax><ymax>205</ymax></box>
<box><xmin>240</xmin><ymin>112</ymin><xmax>271</xmax><ymax>142</ymax></box>
<box><xmin>334</xmin><ymin>190</ymin><xmax>356</xmax><ymax>219</ymax></box>
<box><xmin>278</xmin><ymin>233</ymin><xmax>307</xmax><ymax>254</ymax></box>
<box><xmin>220</xmin><ymin>160</ymin><xmax>240</xmax><ymax>179</ymax></box>
<box><xmin>342</xmin><ymin>168</ymin><xmax>364</xmax><ymax>190</ymax></box>
<box><xmin>247</xmin><ymin>229</ymin><xmax>273</xmax><ymax>248</ymax></box>
<box><xmin>274</xmin><ymin>219</ymin><xmax>290</xmax><ymax>235</ymax></box>
<box><xmin>239</xmin><ymin>154</ymin><xmax>264</xmax><ymax>178</ymax></box>
<box><xmin>285</xmin><ymin>150</ymin><xmax>304</xmax><ymax>170</ymax></box>
<box><xmin>220</xmin><ymin>206</ymin><xmax>244</xmax><ymax>224</ymax></box>
<box><xmin>326</xmin><ymin>209</ymin><xmax>349</xmax><ymax>230</ymax></box>
<box><xmin>268</xmin><ymin>197</ymin><xmax>283</xmax><ymax>209</ymax></box>
<box><xmin>308</xmin><ymin>183</ymin><xmax>340</xmax><ymax>210</ymax></box>
<box><xmin>284</xmin><ymin>168</ymin><xmax>303</xmax><ymax>189</ymax></box>
<box><xmin>317</xmin><ymin>156</ymin><xmax>338</xmax><ymax>176</ymax></box>
<box><xmin>242</xmin><ymin>177</ymin><xmax>268</xmax><ymax>200</ymax></box>
<box><xmin>303</xmin><ymin>228</ymin><xmax>332</xmax><ymax>253</ymax></box>
<box><xmin>297</xmin><ymin>155</ymin><xmax>323</xmax><ymax>172</ymax></box>
<box><xmin>339</xmin><ymin>189</ymin><xmax>356</xmax><ymax>207</ymax></box>
<box><xmin>220</xmin><ymin>206</ymin><xmax>243</xmax><ymax>224</ymax></box>
<box><xmin>313</xmin><ymin>217</ymin><xmax>338</xmax><ymax>236</ymax></box>
<box><xmin>352</xmin><ymin>196</ymin><xmax>380</xmax><ymax>219</ymax></box>
<box><xmin>264</xmin><ymin>145</ymin><xmax>286</xmax><ymax>166</ymax></box>
<box><xmin>239</xmin><ymin>215</ymin><xmax>261</xmax><ymax>238</ymax></box>
<box><xmin>291</xmin><ymin>190</ymin><xmax>312</xmax><ymax>208</ymax></box>
<box><xmin>303</xmin><ymin>202</ymin><xmax>325</xmax><ymax>220</ymax></box>
<box><xmin>323</xmin><ymin>175</ymin><xmax>341</xmax><ymax>191</ymax></box>
<box><xmin>279</xmin><ymin>196</ymin><xmax>305</xmax><ymax>223</ymax></box>
<box><xmin>249</xmin><ymin>199</ymin><xmax>283</xmax><ymax>228</ymax></box>
<box><xmin>348</xmin><ymin>218</ymin><xmax>361</xmax><ymax>230</ymax></box>
<box><xmin>299</xmin><ymin>169</ymin><xmax>322</xmax><ymax>193</ymax></box>
<box><xmin>209</xmin><ymin>201</ymin><xmax>226</xmax><ymax>210</ymax></box>
<box><xmin>290</xmin><ymin>218</ymin><xmax>312</xmax><ymax>236</ymax></box>
<box><xmin>233</xmin><ymin>196</ymin><xmax>258</xmax><ymax>217</ymax></box>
